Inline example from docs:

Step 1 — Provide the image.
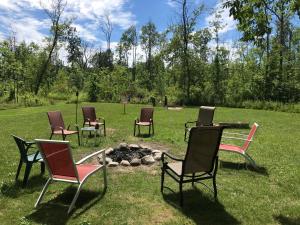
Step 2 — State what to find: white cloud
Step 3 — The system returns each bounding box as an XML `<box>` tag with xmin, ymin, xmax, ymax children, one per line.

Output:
<box><xmin>205</xmin><ymin>2</ymin><xmax>237</xmax><ymax>35</ymax></box>
<box><xmin>166</xmin><ymin>0</ymin><xmax>177</xmax><ymax>8</ymax></box>
<box><xmin>0</xmin><ymin>0</ymin><xmax>136</xmax><ymax>45</ymax></box>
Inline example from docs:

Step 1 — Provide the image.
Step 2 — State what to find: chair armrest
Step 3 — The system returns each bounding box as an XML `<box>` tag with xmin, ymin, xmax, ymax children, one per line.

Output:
<box><xmin>222</xmin><ymin>136</ymin><xmax>250</xmax><ymax>141</ymax></box>
<box><xmin>97</xmin><ymin>117</ymin><xmax>105</xmax><ymax>122</ymax></box>
<box><xmin>76</xmin><ymin>149</ymin><xmax>106</xmax><ymax>164</ymax></box>
<box><xmin>184</xmin><ymin>121</ymin><xmax>197</xmax><ymax>128</ymax></box>
<box><xmin>223</xmin><ymin>131</ymin><xmax>248</xmax><ymax>137</ymax></box>
<box><xmin>162</xmin><ymin>152</ymin><xmax>183</xmax><ymax>163</ymax></box>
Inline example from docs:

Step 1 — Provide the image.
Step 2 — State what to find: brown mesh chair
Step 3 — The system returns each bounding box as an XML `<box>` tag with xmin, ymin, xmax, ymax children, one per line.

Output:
<box><xmin>161</xmin><ymin>126</ymin><xmax>224</xmax><ymax>206</ymax></box>
<box><xmin>134</xmin><ymin>108</ymin><xmax>154</xmax><ymax>136</ymax></box>
<box><xmin>47</xmin><ymin>111</ymin><xmax>80</xmax><ymax>145</ymax></box>
<box><xmin>184</xmin><ymin>106</ymin><xmax>215</xmax><ymax>141</ymax></box>
<box><xmin>82</xmin><ymin>106</ymin><xmax>106</xmax><ymax>136</ymax></box>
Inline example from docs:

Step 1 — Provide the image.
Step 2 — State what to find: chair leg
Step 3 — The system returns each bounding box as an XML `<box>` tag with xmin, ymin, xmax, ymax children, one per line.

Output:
<box><xmin>23</xmin><ymin>163</ymin><xmax>32</xmax><ymax>187</ymax></box>
<box><xmin>244</xmin><ymin>153</ymin><xmax>257</xmax><ymax>168</ymax></box>
<box><xmin>49</xmin><ymin>133</ymin><xmax>53</xmax><ymax>140</ymax></box>
<box><xmin>35</xmin><ymin>178</ymin><xmax>52</xmax><ymax>208</ymax></box>
<box><xmin>41</xmin><ymin>162</ymin><xmax>45</xmax><ymax>174</ymax></box>
<box><xmin>134</xmin><ymin>123</ymin><xmax>136</xmax><ymax>136</ymax></box>
<box><xmin>62</xmin><ymin>135</ymin><xmax>66</xmax><ymax>141</ymax></box>
<box><xmin>68</xmin><ymin>183</ymin><xmax>84</xmax><ymax>214</ymax></box>
<box><xmin>148</xmin><ymin>125</ymin><xmax>151</xmax><ymax>136</ymax></box>
<box><xmin>161</xmin><ymin>167</ymin><xmax>165</xmax><ymax>192</ymax></box>
<box><xmin>179</xmin><ymin>182</ymin><xmax>183</xmax><ymax>207</ymax></box>
<box><xmin>103</xmin><ymin>122</ymin><xmax>106</xmax><ymax>136</ymax></box>
<box><xmin>152</xmin><ymin>122</ymin><xmax>154</xmax><ymax>135</ymax></box>
<box><xmin>192</xmin><ymin>173</ymin><xmax>195</xmax><ymax>186</ymax></box>
<box><xmin>15</xmin><ymin>159</ymin><xmax>23</xmax><ymax>180</ymax></box>
<box><xmin>138</xmin><ymin>125</ymin><xmax>140</xmax><ymax>135</ymax></box>
<box><xmin>213</xmin><ymin>175</ymin><xmax>218</xmax><ymax>199</ymax></box>
<box><xmin>77</xmin><ymin>133</ymin><xmax>81</xmax><ymax>146</ymax></box>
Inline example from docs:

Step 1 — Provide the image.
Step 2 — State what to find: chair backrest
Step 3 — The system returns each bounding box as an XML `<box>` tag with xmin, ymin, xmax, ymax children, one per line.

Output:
<box><xmin>47</xmin><ymin>111</ymin><xmax>65</xmax><ymax>131</ymax></box>
<box><xmin>242</xmin><ymin>123</ymin><xmax>259</xmax><ymax>151</ymax></box>
<box><xmin>82</xmin><ymin>106</ymin><xmax>97</xmax><ymax>123</ymax></box>
<box><xmin>35</xmin><ymin>139</ymin><xmax>79</xmax><ymax>182</ymax></box>
<box><xmin>12</xmin><ymin>135</ymin><xmax>29</xmax><ymax>162</ymax></box>
<box><xmin>183</xmin><ymin>126</ymin><xmax>223</xmax><ymax>174</ymax></box>
<box><xmin>196</xmin><ymin>106</ymin><xmax>215</xmax><ymax>126</ymax></box>
<box><xmin>140</xmin><ymin>108</ymin><xmax>154</xmax><ymax>122</ymax></box>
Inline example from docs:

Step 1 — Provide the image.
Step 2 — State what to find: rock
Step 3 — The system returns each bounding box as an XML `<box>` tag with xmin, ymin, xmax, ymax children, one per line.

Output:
<box><xmin>139</xmin><ymin>144</ymin><xmax>150</xmax><ymax>149</ymax></box>
<box><xmin>98</xmin><ymin>156</ymin><xmax>112</xmax><ymax>164</ymax></box>
<box><xmin>130</xmin><ymin>158</ymin><xmax>142</xmax><ymax>166</ymax></box>
<box><xmin>108</xmin><ymin>162</ymin><xmax>119</xmax><ymax>167</ymax></box>
<box><xmin>105</xmin><ymin>147</ymin><xmax>114</xmax><ymax>155</ymax></box>
<box><xmin>129</xmin><ymin>144</ymin><xmax>140</xmax><ymax>149</ymax></box>
<box><xmin>118</xmin><ymin>142</ymin><xmax>128</xmax><ymax>150</ymax></box>
<box><xmin>153</xmin><ymin>153</ymin><xmax>162</xmax><ymax>161</ymax></box>
<box><xmin>152</xmin><ymin>150</ymin><xmax>161</xmax><ymax>154</ymax></box>
<box><xmin>120</xmin><ymin>160</ymin><xmax>130</xmax><ymax>166</ymax></box>
<box><xmin>141</xmin><ymin>155</ymin><xmax>155</xmax><ymax>165</ymax></box>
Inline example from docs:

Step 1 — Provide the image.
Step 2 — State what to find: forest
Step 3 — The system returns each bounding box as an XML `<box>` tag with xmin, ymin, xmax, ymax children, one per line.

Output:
<box><xmin>0</xmin><ymin>0</ymin><xmax>299</xmax><ymax>112</ymax></box>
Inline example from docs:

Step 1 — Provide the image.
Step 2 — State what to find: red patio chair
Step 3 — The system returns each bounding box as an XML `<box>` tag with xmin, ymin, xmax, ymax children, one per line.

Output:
<box><xmin>47</xmin><ymin>111</ymin><xmax>80</xmax><ymax>145</ymax></box>
<box><xmin>82</xmin><ymin>106</ymin><xmax>106</xmax><ymax>136</ymax></box>
<box><xmin>134</xmin><ymin>108</ymin><xmax>154</xmax><ymax>136</ymax></box>
<box><xmin>219</xmin><ymin>123</ymin><xmax>259</xmax><ymax>168</ymax></box>
<box><xmin>34</xmin><ymin>139</ymin><xmax>107</xmax><ymax>214</ymax></box>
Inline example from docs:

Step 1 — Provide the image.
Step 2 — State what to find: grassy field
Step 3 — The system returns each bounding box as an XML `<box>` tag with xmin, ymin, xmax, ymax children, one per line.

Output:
<box><xmin>0</xmin><ymin>102</ymin><xmax>299</xmax><ymax>225</ymax></box>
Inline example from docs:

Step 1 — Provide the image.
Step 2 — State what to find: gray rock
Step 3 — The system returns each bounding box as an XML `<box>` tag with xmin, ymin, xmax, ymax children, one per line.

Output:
<box><xmin>153</xmin><ymin>153</ymin><xmax>162</xmax><ymax>161</ymax></box>
<box><xmin>120</xmin><ymin>160</ymin><xmax>130</xmax><ymax>166</ymax></box>
<box><xmin>141</xmin><ymin>155</ymin><xmax>155</xmax><ymax>165</ymax></box>
<box><xmin>98</xmin><ymin>156</ymin><xmax>112</xmax><ymax>164</ymax></box>
<box><xmin>105</xmin><ymin>147</ymin><xmax>114</xmax><ymax>155</ymax></box>
<box><xmin>108</xmin><ymin>162</ymin><xmax>119</xmax><ymax>167</ymax></box>
<box><xmin>130</xmin><ymin>158</ymin><xmax>142</xmax><ymax>166</ymax></box>
<box><xmin>152</xmin><ymin>150</ymin><xmax>161</xmax><ymax>154</ymax></box>
<box><xmin>139</xmin><ymin>144</ymin><xmax>150</xmax><ymax>149</ymax></box>
<box><xmin>118</xmin><ymin>142</ymin><xmax>128</xmax><ymax>150</ymax></box>
<box><xmin>129</xmin><ymin>144</ymin><xmax>140</xmax><ymax>149</ymax></box>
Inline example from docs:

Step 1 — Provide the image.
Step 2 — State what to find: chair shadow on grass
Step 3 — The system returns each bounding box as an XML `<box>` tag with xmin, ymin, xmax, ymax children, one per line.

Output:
<box><xmin>219</xmin><ymin>160</ymin><xmax>269</xmax><ymax>176</ymax></box>
<box><xmin>135</xmin><ymin>133</ymin><xmax>153</xmax><ymax>138</ymax></box>
<box><xmin>0</xmin><ymin>175</ymin><xmax>47</xmax><ymax>198</ymax></box>
<box><xmin>26</xmin><ymin>186</ymin><xmax>106</xmax><ymax>225</ymax></box>
<box><xmin>162</xmin><ymin>186</ymin><xmax>240</xmax><ymax>225</ymax></box>
<box><xmin>274</xmin><ymin>215</ymin><xmax>300</xmax><ymax>225</ymax></box>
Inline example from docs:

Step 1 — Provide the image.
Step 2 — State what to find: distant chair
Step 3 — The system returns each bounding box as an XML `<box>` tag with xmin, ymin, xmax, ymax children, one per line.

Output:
<box><xmin>35</xmin><ymin>139</ymin><xmax>107</xmax><ymax>214</ymax></box>
<box><xmin>161</xmin><ymin>126</ymin><xmax>224</xmax><ymax>206</ymax></box>
<box><xmin>134</xmin><ymin>108</ymin><xmax>154</xmax><ymax>136</ymax></box>
<box><xmin>219</xmin><ymin>123</ymin><xmax>259</xmax><ymax>168</ymax></box>
<box><xmin>12</xmin><ymin>135</ymin><xmax>45</xmax><ymax>187</ymax></box>
<box><xmin>184</xmin><ymin>106</ymin><xmax>215</xmax><ymax>141</ymax></box>
<box><xmin>82</xmin><ymin>106</ymin><xmax>106</xmax><ymax>136</ymax></box>
<box><xmin>47</xmin><ymin>111</ymin><xmax>80</xmax><ymax>145</ymax></box>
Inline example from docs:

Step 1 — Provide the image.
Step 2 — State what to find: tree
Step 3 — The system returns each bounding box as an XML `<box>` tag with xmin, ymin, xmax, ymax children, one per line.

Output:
<box><xmin>34</xmin><ymin>0</ymin><xmax>70</xmax><ymax>95</ymax></box>
<box><xmin>140</xmin><ymin>21</ymin><xmax>160</xmax><ymax>90</ymax></box>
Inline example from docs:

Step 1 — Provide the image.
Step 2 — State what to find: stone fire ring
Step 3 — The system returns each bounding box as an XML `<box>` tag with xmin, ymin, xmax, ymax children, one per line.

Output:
<box><xmin>98</xmin><ymin>143</ymin><xmax>163</xmax><ymax>167</ymax></box>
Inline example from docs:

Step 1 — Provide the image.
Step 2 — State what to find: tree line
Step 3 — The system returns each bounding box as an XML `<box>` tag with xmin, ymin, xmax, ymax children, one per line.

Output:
<box><xmin>0</xmin><ymin>0</ymin><xmax>299</xmax><ymax>110</ymax></box>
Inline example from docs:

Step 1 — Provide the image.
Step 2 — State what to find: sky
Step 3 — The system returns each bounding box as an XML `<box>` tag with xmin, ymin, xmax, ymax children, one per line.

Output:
<box><xmin>0</xmin><ymin>0</ymin><xmax>240</xmax><ymax>59</ymax></box>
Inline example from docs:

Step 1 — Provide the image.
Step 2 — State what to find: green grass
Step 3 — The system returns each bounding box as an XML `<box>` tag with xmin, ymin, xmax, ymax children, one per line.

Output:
<box><xmin>0</xmin><ymin>103</ymin><xmax>299</xmax><ymax>225</ymax></box>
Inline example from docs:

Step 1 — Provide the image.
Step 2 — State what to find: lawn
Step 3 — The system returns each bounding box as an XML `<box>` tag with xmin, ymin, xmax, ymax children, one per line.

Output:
<box><xmin>0</xmin><ymin>103</ymin><xmax>299</xmax><ymax>225</ymax></box>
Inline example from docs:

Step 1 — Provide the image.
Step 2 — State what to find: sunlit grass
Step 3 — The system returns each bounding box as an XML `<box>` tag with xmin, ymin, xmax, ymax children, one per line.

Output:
<box><xmin>0</xmin><ymin>103</ymin><xmax>299</xmax><ymax>224</ymax></box>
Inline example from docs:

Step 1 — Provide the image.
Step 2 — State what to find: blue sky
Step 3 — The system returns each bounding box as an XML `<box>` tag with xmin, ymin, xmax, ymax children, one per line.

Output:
<box><xmin>0</xmin><ymin>0</ymin><xmax>240</xmax><ymax>58</ymax></box>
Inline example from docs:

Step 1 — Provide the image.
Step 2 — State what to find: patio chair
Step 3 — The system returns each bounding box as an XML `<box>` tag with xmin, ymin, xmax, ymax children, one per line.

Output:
<box><xmin>47</xmin><ymin>111</ymin><xmax>80</xmax><ymax>145</ymax></box>
<box><xmin>12</xmin><ymin>135</ymin><xmax>45</xmax><ymax>187</ymax></box>
<box><xmin>134</xmin><ymin>108</ymin><xmax>154</xmax><ymax>136</ymax></box>
<box><xmin>161</xmin><ymin>126</ymin><xmax>224</xmax><ymax>206</ymax></box>
<box><xmin>219</xmin><ymin>123</ymin><xmax>259</xmax><ymax>168</ymax></box>
<box><xmin>82</xmin><ymin>106</ymin><xmax>106</xmax><ymax>136</ymax></box>
<box><xmin>184</xmin><ymin>106</ymin><xmax>215</xmax><ymax>141</ymax></box>
<box><xmin>34</xmin><ymin>139</ymin><xmax>107</xmax><ymax>214</ymax></box>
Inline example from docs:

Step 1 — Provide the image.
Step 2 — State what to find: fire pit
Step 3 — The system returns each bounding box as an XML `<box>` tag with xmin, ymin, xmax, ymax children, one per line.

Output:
<box><xmin>98</xmin><ymin>143</ymin><xmax>162</xmax><ymax>167</ymax></box>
